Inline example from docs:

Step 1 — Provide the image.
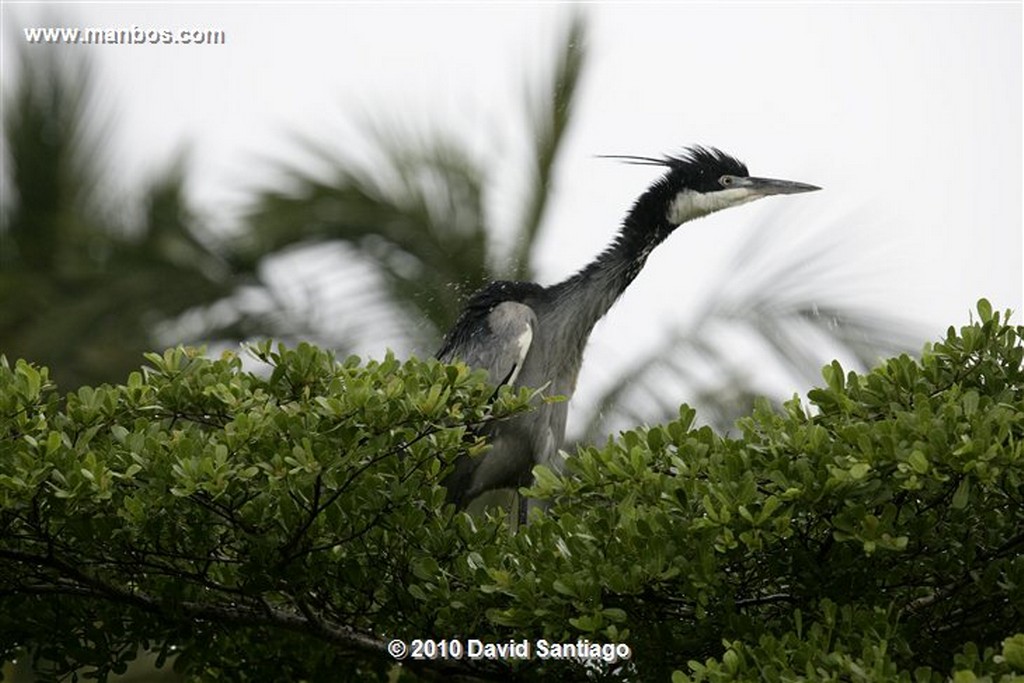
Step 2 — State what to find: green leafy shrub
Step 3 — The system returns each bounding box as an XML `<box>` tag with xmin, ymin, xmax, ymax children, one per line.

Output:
<box><xmin>523</xmin><ymin>300</ymin><xmax>1023</xmax><ymax>681</ymax></box>
<box><xmin>0</xmin><ymin>343</ymin><xmax>533</xmax><ymax>680</ymax></box>
<box><xmin>1</xmin><ymin>301</ymin><xmax>1022</xmax><ymax>682</ymax></box>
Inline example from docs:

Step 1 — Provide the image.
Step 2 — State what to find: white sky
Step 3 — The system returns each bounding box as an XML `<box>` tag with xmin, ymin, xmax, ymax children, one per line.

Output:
<box><xmin>2</xmin><ymin>1</ymin><xmax>1022</xmax><ymax>432</ymax></box>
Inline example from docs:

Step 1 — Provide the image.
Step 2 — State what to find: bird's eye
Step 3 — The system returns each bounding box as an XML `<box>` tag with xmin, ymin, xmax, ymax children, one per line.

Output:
<box><xmin>720</xmin><ymin>175</ymin><xmax>734</xmax><ymax>187</ymax></box>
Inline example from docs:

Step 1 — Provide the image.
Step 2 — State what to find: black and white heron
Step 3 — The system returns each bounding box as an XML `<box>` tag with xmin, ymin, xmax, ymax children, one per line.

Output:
<box><xmin>437</xmin><ymin>146</ymin><xmax>819</xmax><ymax>518</ymax></box>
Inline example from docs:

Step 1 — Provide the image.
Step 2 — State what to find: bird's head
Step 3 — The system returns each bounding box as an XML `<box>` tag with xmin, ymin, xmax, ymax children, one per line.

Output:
<box><xmin>606</xmin><ymin>146</ymin><xmax>820</xmax><ymax>227</ymax></box>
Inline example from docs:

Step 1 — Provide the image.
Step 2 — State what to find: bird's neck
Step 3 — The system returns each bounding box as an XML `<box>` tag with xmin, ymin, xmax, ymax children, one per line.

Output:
<box><xmin>548</xmin><ymin>187</ymin><xmax>679</xmax><ymax>342</ymax></box>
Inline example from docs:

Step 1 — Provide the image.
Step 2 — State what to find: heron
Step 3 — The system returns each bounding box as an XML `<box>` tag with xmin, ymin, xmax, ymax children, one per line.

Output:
<box><xmin>437</xmin><ymin>146</ymin><xmax>820</xmax><ymax>520</ymax></box>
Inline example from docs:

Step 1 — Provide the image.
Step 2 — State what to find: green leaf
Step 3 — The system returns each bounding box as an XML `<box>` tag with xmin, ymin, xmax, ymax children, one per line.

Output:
<box><xmin>908</xmin><ymin>450</ymin><xmax>929</xmax><ymax>474</ymax></box>
<box><xmin>552</xmin><ymin>579</ymin><xmax>576</xmax><ymax>597</ymax></box>
<box><xmin>976</xmin><ymin>298</ymin><xmax>993</xmax><ymax>323</ymax></box>
<box><xmin>45</xmin><ymin>430</ymin><xmax>63</xmax><ymax>455</ymax></box>
<box><xmin>849</xmin><ymin>463</ymin><xmax>872</xmax><ymax>480</ymax></box>
<box><xmin>1001</xmin><ymin>634</ymin><xmax>1024</xmax><ymax>671</ymax></box>
<box><xmin>601</xmin><ymin>607</ymin><xmax>627</xmax><ymax>623</ymax></box>
<box><xmin>951</xmin><ymin>478</ymin><xmax>970</xmax><ymax>509</ymax></box>
<box><xmin>110</xmin><ymin>425</ymin><xmax>129</xmax><ymax>443</ymax></box>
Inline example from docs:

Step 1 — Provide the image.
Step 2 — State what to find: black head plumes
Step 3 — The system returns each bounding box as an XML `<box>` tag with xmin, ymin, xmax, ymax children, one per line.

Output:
<box><xmin>600</xmin><ymin>146</ymin><xmax>749</xmax><ymax>193</ymax></box>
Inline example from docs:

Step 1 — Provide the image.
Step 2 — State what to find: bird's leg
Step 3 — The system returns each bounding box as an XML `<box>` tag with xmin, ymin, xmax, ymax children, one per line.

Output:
<box><xmin>513</xmin><ymin>464</ymin><xmax>537</xmax><ymax>529</ymax></box>
<box><xmin>516</xmin><ymin>491</ymin><xmax>528</xmax><ymax>528</ymax></box>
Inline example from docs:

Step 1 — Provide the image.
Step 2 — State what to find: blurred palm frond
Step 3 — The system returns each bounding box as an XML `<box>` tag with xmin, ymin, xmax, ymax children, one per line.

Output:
<box><xmin>239</xmin><ymin>14</ymin><xmax>589</xmax><ymax>351</ymax></box>
<box><xmin>1</xmin><ymin>47</ymin><xmax>235</xmax><ymax>388</ymax></box>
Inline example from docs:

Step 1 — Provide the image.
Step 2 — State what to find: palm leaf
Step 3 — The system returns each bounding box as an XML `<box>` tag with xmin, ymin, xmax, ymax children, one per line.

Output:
<box><xmin>242</xmin><ymin>125</ymin><xmax>490</xmax><ymax>344</ymax></box>
<box><xmin>1</xmin><ymin>45</ymin><xmax>237</xmax><ymax>387</ymax></box>
<box><xmin>237</xmin><ymin>15</ymin><xmax>589</xmax><ymax>352</ymax></box>
<box><xmin>509</xmin><ymin>13</ymin><xmax>587</xmax><ymax>280</ymax></box>
<box><xmin>1</xmin><ymin>48</ymin><xmax>108</xmax><ymax>271</ymax></box>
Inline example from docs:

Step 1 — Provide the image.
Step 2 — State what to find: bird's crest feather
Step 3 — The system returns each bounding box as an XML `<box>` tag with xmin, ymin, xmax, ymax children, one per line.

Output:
<box><xmin>597</xmin><ymin>145</ymin><xmax>748</xmax><ymax>176</ymax></box>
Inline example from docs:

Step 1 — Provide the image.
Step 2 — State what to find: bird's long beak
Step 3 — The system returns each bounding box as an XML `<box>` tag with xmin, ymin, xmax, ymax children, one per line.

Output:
<box><xmin>740</xmin><ymin>176</ymin><xmax>821</xmax><ymax>196</ymax></box>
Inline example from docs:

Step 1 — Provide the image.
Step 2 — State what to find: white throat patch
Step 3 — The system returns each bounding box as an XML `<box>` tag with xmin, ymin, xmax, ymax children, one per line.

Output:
<box><xmin>667</xmin><ymin>188</ymin><xmax>760</xmax><ymax>225</ymax></box>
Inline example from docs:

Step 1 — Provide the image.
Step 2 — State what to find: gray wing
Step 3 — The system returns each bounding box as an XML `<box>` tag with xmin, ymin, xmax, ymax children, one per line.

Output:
<box><xmin>438</xmin><ymin>301</ymin><xmax>537</xmax><ymax>387</ymax></box>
